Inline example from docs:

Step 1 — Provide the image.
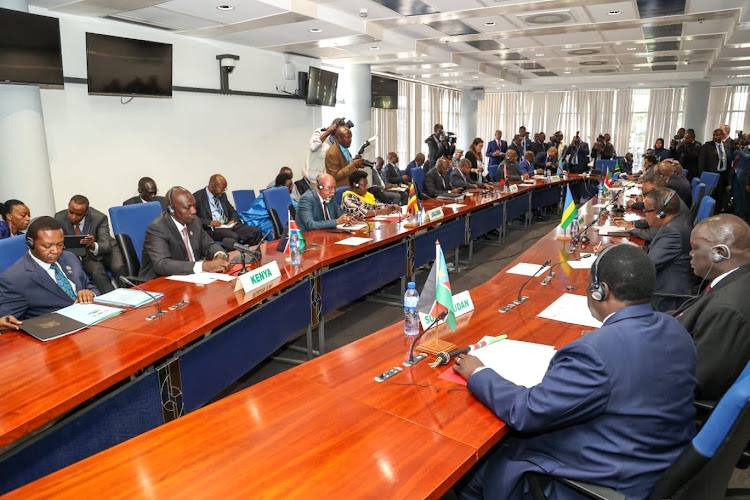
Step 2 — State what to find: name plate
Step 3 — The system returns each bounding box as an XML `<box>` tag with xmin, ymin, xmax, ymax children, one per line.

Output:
<box><xmin>235</xmin><ymin>261</ymin><xmax>282</xmax><ymax>295</ymax></box>
<box><xmin>425</xmin><ymin>207</ymin><xmax>444</xmax><ymax>223</ymax></box>
<box><xmin>550</xmin><ymin>175</ymin><xmax>561</xmax><ymax>182</ymax></box>
<box><xmin>509</xmin><ymin>184</ymin><xmax>519</xmax><ymax>193</ymax></box>
<box><xmin>418</xmin><ymin>290</ymin><xmax>474</xmax><ymax>330</ymax></box>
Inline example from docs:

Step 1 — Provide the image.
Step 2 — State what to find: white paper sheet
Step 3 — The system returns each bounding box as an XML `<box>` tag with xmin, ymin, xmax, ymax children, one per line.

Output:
<box><xmin>201</xmin><ymin>272</ymin><xmax>236</xmax><ymax>282</ymax></box>
<box><xmin>334</xmin><ymin>237</ymin><xmax>373</xmax><ymax>246</ymax></box>
<box><xmin>506</xmin><ymin>262</ymin><xmax>551</xmax><ymax>276</ymax></box>
<box><xmin>337</xmin><ymin>223</ymin><xmax>368</xmax><ymax>230</ymax></box>
<box><xmin>472</xmin><ymin>338</ymin><xmax>556</xmax><ymax>388</ymax></box>
<box><xmin>623</xmin><ymin>213</ymin><xmax>641</xmax><ymax>222</ymax></box>
<box><xmin>537</xmin><ymin>293</ymin><xmax>603</xmax><ymax>328</ymax></box>
<box><xmin>595</xmin><ymin>225</ymin><xmax>631</xmax><ymax>236</ymax></box>
<box><xmin>592</xmin><ymin>203</ymin><xmax>608</xmax><ymax>208</ymax></box>
<box><xmin>56</xmin><ymin>303</ymin><xmax>125</xmax><ymax>326</ymax></box>
<box><xmin>166</xmin><ymin>274</ymin><xmax>217</xmax><ymax>284</ymax></box>
<box><xmin>567</xmin><ymin>253</ymin><xmax>598</xmax><ymax>269</ymax></box>
<box><xmin>444</xmin><ymin>203</ymin><xmax>467</xmax><ymax>210</ymax></box>
<box><xmin>95</xmin><ymin>288</ymin><xmax>164</xmax><ymax>307</ymax></box>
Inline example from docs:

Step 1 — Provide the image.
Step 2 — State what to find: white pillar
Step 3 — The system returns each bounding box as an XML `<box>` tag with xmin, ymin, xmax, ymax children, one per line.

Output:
<box><xmin>459</xmin><ymin>89</ymin><xmax>482</xmax><ymax>152</ymax></box>
<box><xmin>684</xmin><ymin>81</ymin><xmax>711</xmax><ymax>143</ymax></box>
<box><xmin>342</xmin><ymin>64</ymin><xmax>372</xmax><ymax>154</ymax></box>
<box><xmin>0</xmin><ymin>0</ymin><xmax>56</xmax><ymax>216</ymax></box>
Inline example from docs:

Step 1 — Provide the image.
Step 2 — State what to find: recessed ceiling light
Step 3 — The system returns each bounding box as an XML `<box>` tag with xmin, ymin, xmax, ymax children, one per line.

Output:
<box><xmin>633</xmin><ymin>68</ymin><xmax>641</xmax><ymax>71</ymax></box>
<box><xmin>564</xmin><ymin>70</ymin><xmax>571</xmax><ymax>74</ymax></box>
<box><xmin>571</xmin><ymin>85</ymin><xmax>577</xmax><ymax>88</ymax></box>
<box><xmin>216</xmin><ymin>4</ymin><xmax>234</xmax><ymax>10</ymax></box>
<box><xmin>501</xmin><ymin>84</ymin><xmax>506</xmax><ymax>88</ymax></box>
<box><xmin>415</xmin><ymin>58</ymin><xmax>424</xmax><ymax>62</ymax></box>
<box><xmin>524</xmin><ymin>12</ymin><xmax>572</xmax><ymax>25</ymax></box>
<box><xmin>638</xmin><ymin>82</ymin><xmax>644</xmax><ymax>85</ymax></box>
<box><xmin>472</xmin><ymin>76</ymin><xmax>479</xmax><ymax>79</ymax></box>
<box><xmin>309</xmin><ymin>28</ymin><xmax>322</xmax><ymax>33</ymax></box>
<box><xmin>579</xmin><ymin>60</ymin><xmax>607</xmax><ymax>66</ymax></box>
<box><xmin>607</xmin><ymin>10</ymin><xmax>622</xmax><ymax>15</ymax></box>
<box><xmin>567</xmin><ymin>48</ymin><xmax>601</xmax><ymax>56</ymax></box>
<box><xmin>370</xmin><ymin>46</ymin><xmax>380</xmax><ymax>50</ymax></box>
<box><xmin>484</xmin><ymin>21</ymin><xmax>496</xmax><ymax>27</ymax></box>
<box><xmin>627</xmin><ymin>47</ymin><xmax>637</xmax><ymax>51</ymax></box>
<box><xmin>536</xmin><ymin>53</ymin><xmax>544</xmax><ymax>57</ymax></box>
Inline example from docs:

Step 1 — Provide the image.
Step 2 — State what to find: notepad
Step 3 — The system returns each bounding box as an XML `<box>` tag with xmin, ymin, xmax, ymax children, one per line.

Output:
<box><xmin>95</xmin><ymin>288</ymin><xmax>164</xmax><ymax>308</ymax></box>
<box><xmin>506</xmin><ymin>262</ymin><xmax>551</xmax><ymax>276</ymax></box>
<box><xmin>56</xmin><ymin>303</ymin><xmax>125</xmax><ymax>326</ymax></box>
<box><xmin>337</xmin><ymin>223</ymin><xmax>368</xmax><ymax>230</ymax></box>
<box><xmin>334</xmin><ymin>237</ymin><xmax>373</xmax><ymax>246</ymax></box>
<box><xmin>537</xmin><ymin>293</ymin><xmax>602</xmax><ymax>328</ymax></box>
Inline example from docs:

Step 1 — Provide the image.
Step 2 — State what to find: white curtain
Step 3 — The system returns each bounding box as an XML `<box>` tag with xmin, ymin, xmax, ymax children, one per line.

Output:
<box><xmin>614</xmin><ymin>90</ymin><xmax>633</xmax><ymax>155</ymax></box>
<box><xmin>645</xmin><ymin>88</ymin><xmax>683</xmax><ymax>150</ymax></box>
<box><xmin>705</xmin><ymin>85</ymin><xmax>750</xmax><ymax>141</ymax></box>
<box><xmin>371</xmin><ymin>107</ymin><xmax>397</xmax><ymax>161</ymax></box>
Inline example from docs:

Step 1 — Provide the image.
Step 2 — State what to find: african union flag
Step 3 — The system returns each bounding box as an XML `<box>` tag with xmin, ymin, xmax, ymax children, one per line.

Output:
<box><xmin>560</xmin><ymin>185</ymin><xmax>578</xmax><ymax>231</ymax></box>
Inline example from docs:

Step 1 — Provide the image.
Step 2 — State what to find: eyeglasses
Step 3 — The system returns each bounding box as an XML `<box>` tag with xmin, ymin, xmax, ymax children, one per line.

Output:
<box><xmin>642</xmin><ymin>209</ymin><xmax>656</xmax><ymax>214</ymax></box>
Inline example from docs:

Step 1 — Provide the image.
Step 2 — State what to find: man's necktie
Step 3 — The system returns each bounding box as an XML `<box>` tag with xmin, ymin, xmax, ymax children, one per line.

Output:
<box><xmin>572</xmin><ymin>149</ymin><xmax>578</xmax><ymax>165</ymax></box>
<box><xmin>323</xmin><ymin>201</ymin><xmax>330</xmax><ymax>221</ymax></box>
<box><xmin>717</xmin><ymin>143</ymin><xmax>725</xmax><ymax>171</ymax></box>
<box><xmin>703</xmin><ymin>284</ymin><xmax>712</xmax><ymax>295</ymax></box>
<box><xmin>182</xmin><ymin>227</ymin><xmax>194</xmax><ymax>262</ymax></box>
<box><xmin>214</xmin><ymin>196</ymin><xmax>228</xmax><ymax>224</ymax></box>
<box><xmin>52</xmin><ymin>264</ymin><xmax>77</xmax><ymax>300</ymax></box>
<box><xmin>74</xmin><ymin>223</ymin><xmax>81</xmax><ymax>236</ymax></box>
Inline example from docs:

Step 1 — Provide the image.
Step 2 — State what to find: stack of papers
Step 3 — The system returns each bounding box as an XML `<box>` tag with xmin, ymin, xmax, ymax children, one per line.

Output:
<box><xmin>166</xmin><ymin>273</ymin><xmax>236</xmax><ymax>285</ymax></box>
<box><xmin>95</xmin><ymin>288</ymin><xmax>165</xmax><ymax>308</ymax></box>
<box><xmin>506</xmin><ymin>262</ymin><xmax>550</xmax><ymax>276</ymax></box>
<box><xmin>595</xmin><ymin>225</ymin><xmax>630</xmax><ymax>236</ymax></box>
<box><xmin>537</xmin><ymin>293</ymin><xmax>602</xmax><ymax>328</ymax></box>
<box><xmin>334</xmin><ymin>236</ymin><xmax>373</xmax><ymax>246</ymax></box>
<box><xmin>57</xmin><ymin>303</ymin><xmax>126</xmax><ymax>326</ymax></box>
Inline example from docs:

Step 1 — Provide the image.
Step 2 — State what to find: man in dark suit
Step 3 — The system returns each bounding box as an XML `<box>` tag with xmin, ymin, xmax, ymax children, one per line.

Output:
<box><xmin>454</xmin><ymin>244</ymin><xmax>696</xmax><ymax>499</ymax></box>
<box><xmin>54</xmin><ymin>195</ymin><xmax>127</xmax><ymax>293</ymax></box>
<box><xmin>678</xmin><ymin>214</ymin><xmax>750</xmax><ymax>402</ymax></box>
<box><xmin>533</xmin><ymin>146</ymin><xmax>559</xmax><ymax>175</ymax></box>
<box><xmin>451</xmin><ymin>159</ymin><xmax>485</xmax><ymax>189</ymax></box>
<box><xmin>0</xmin><ymin>217</ymin><xmax>99</xmax><ymax>331</ymax></box>
<box><xmin>193</xmin><ymin>174</ymin><xmax>261</xmax><ymax>246</ymax></box>
<box><xmin>296</xmin><ymin>173</ymin><xmax>353</xmax><ymax>232</ymax></box>
<box><xmin>139</xmin><ymin>187</ymin><xmax>230</xmax><ymax>281</ymax></box>
<box><xmin>562</xmin><ymin>136</ymin><xmax>591</xmax><ymax>173</ymax></box>
<box><xmin>485</xmin><ymin>130</ymin><xmax>507</xmax><ymax>169</ymax></box>
<box><xmin>644</xmin><ymin>188</ymin><xmax>696</xmax><ymax>312</ymax></box>
<box><xmin>405</xmin><ymin>153</ymin><xmax>425</xmax><ymax>178</ymax></box>
<box><xmin>678</xmin><ymin>129</ymin><xmax>701</xmax><ymax>180</ymax></box>
<box><xmin>529</xmin><ymin>131</ymin><xmax>548</xmax><ymax>156</ymax></box>
<box><xmin>123</xmin><ymin>177</ymin><xmax>167</xmax><ymax>210</ymax></box>
<box><xmin>423</xmin><ymin>158</ymin><xmax>460</xmax><ymax>198</ymax></box>
<box><xmin>507</xmin><ymin>134</ymin><xmax>524</xmax><ymax>157</ymax></box>
<box><xmin>658</xmin><ymin>161</ymin><xmax>692</xmax><ymax>207</ymax></box>
<box><xmin>623</xmin><ymin>177</ymin><xmax>692</xmax><ymax>242</ymax></box>
<box><xmin>383</xmin><ymin>152</ymin><xmax>408</xmax><ymax>185</ymax></box>
<box><xmin>699</xmin><ymin>128</ymin><xmax>733</xmax><ymax>212</ymax></box>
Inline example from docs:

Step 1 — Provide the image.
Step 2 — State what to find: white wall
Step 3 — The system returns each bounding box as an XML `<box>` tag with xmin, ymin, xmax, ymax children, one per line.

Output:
<box><xmin>30</xmin><ymin>7</ymin><xmax>322</xmax><ymax>214</ymax></box>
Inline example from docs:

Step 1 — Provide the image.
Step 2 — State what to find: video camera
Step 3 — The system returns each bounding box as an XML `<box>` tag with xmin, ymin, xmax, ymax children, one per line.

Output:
<box><xmin>355</xmin><ymin>135</ymin><xmax>377</xmax><ymax>168</ymax></box>
<box><xmin>337</xmin><ymin>118</ymin><xmax>354</xmax><ymax>129</ymax></box>
<box><xmin>439</xmin><ymin>131</ymin><xmax>457</xmax><ymax>144</ymax></box>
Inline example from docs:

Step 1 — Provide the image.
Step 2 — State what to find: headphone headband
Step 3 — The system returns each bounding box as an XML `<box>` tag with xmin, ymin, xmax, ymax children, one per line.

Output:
<box><xmin>656</xmin><ymin>189</ymin><xmax>676</xmax><ymax>219</ymax></box>
<box><xmin>589</xmin><ymin>245</ymin><xmax>615</xmax><ymax>301</ymax></box>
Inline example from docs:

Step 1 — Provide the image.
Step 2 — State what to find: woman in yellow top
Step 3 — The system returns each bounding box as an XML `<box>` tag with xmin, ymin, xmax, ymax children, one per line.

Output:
<box><xmin>341</xmin><ymin>170</ymin><xmax>401</xmax><ymax>218</ymax></box>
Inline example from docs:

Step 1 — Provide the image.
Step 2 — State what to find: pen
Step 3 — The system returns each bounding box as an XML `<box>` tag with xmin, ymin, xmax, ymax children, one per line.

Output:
<box><xmin>430</xmin><ymin>334</ymin><xmax>508</xmax><ymax>367</ymax></box>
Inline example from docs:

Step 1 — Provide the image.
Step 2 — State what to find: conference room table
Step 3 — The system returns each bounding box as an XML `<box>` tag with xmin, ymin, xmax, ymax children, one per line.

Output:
<box><xmin>4</xmin><ymin>185</ymin><xmax>645</xmax><ymax>498</ymax></box>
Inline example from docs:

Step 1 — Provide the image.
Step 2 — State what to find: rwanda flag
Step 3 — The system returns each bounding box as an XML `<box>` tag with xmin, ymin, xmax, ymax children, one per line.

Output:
<box><xmin>560</xmin><ymin>185</ymin><xmax>578</xmax><ymax>231</ymax></box>
<box><xmin>416</xmin><ymin>241</ymin><xmax>457</xmax><ymax>332</ymax></box>
<box><xmin>407</xmin><ymin>182</ymin><xmax>419</xmax><ymax>214</ymax></box>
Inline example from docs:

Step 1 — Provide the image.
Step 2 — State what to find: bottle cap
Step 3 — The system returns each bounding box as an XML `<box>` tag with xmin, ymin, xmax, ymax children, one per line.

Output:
<box><xmin>407</xmin><ymin>282</ymin><xmax>416</xmax><ymax>289</ymax></box>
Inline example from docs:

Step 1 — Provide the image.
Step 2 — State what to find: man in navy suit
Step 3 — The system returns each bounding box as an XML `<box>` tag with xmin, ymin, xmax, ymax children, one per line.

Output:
<box><xmin>533</xmin><ymin>146</ymin><xmax>559</xmax><ymax>175</ymax></box>
<box><xmin>485</xmin><ymin>130</ymin><xmax>507</xmax><ymax>168</ymax></box>
<box><xmin>296</xmin><ymin>173</ymin><xmax>353</xmax><ymax>231</ymax></box>
<box><xmin>454</xmin><ymin>244</ymin><xmax>696</xmax><ymax>499</ymax></box>
<box><xmin>193</xmin><ymin>174</ymin><xmax>262</xmax><ymax>245</ymax></box>
<box><xmin>0</xmin><ymin>217</ymin><xmax>99</xmax><ymax>332</ymax></box>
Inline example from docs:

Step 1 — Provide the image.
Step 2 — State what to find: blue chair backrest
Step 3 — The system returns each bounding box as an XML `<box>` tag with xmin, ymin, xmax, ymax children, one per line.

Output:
<box><xmin>693</xmin><ymin>360</ymin><xmax>750</xmax><ymax>458</ymax></box>
<box><xmin>0</xmin><ymin>235</ymin><xmax>27</xmax><ymax>275</ymax></box>
<box><xmin>109</xmin><ymin>201</ymin><xmax>163</xmax><ymax>262</ymax></box>
<box><xmin>700</xmin><ymin>172</ymin><xmax>720</xmax><ymax>193</ymax></box>
<box><xmin>334</xmin><ymin>186</ymin><xmax>347</xmax><ymax>207</ymax></box>
<box><xmin>683</xmin><ymin>168</ymin><xmax>688</xmax><ymax>178</ymax></box>
<box><xmin>594</xmin><ymin>159</ymin><xmax>617</xmax><ymax>176</ymax></box>
<box><xmin>695</xmin><ymin>196</ymin><xmax>716</xmax><ymax>223</ymax></box>
<box><xmin>411</xmin><ymin>167</ymin><xmax>425</xmax><ymax>194</ymax></box>
<box><xmin>692</xmin><ymin>182</ymin><xmax>706</xmax><ymax>207</ymax></box>
<box><xmin>232</xmin><ymin>189</ymin><xmax>256</xmax><ymax>215</ymax></box>
<box><xmin>488</xmin><ymin>165</ymin><xmax>499</xmax><ymax>182</ymax></box>
<box><xmin>263</xmin><ymin>186</ymin><xmax>293</xmax><ymax>231</ymax></box>
<box><xmin>691</xmin><ymin>177</ymin><xmax>700</xmax><ymax>191</ymax></box>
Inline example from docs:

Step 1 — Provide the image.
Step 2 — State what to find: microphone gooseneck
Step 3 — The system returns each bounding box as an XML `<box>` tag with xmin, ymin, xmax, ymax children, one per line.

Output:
<box><xmin>517</xmin><ymin>259</ymin><xmax>551</xmax><ymax>302</ymax></box>
<box><xmin>119</xmin><ymin>276</ymin><xmax>166</xmax><ymax>320</ymax></box>
<box><xmin>405</xmin><ymin>310</ymin><xmax>449</xmax><ymax>366</ymax></box>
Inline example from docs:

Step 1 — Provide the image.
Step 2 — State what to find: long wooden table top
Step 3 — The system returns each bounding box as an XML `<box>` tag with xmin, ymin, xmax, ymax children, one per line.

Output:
<box><xmin>6</xmin><ymin>192</ymin><xmax>647</xmax><ymax>499</ymax></box>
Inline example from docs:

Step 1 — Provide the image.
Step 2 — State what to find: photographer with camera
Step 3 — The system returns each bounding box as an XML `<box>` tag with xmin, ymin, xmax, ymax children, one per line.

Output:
<box><xmin>325</xmin><ymin>125</ymin><xmax>366</xmax><ymax>187</ymax></box>
<box><xmin>592</xmin><ymin>133</ymin><xmax>615</xmax><ymax>160</ymax></box>
<box><xmin>425</xmin><ymin>124</ymin><xmax>455</xmax><ymax>169</ymax></box>
<box><xmin>669</xmin><ymin>127</ymin><xmax>686</xmax><ymax>158</ymax></box>
<box><xmin>304</xmin><ymin>117</ymin><xmax>347</xmax><ymax>191</ymax></box>
<box><xmin>549</xmin><ymin>131</ymin><xmax>565</xmax><ymax>152</ymax></box>
<box><xmin>562</xmin><ymin>131</ymin><xmax>590</xmax><ymax>173</ymax></box>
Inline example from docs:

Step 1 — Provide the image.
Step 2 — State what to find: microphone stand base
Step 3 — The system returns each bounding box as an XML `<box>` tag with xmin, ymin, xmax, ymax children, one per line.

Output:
<box><xmin>145</xmin><ymin>311</ymin><xmax>167</xmax><ymax>321</ymax></box>
<box><xmin>499</xmin><ymin>296</ymin><xmax>528</xmax><ymax>313</ymax></box>
<box><xmin>402</xmin><ymin>353</ymin><xmax>427</xmax><ymax>367</ymax></box>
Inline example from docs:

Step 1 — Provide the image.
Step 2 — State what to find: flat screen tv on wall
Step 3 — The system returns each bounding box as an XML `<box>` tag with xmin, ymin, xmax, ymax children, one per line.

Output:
<box><xmin>306</xmin><ymin>66</ymin><xmax>338</xmax><ymax>107</ymax></box>
<box><xmin>86</xmin><ymin>33</ymin><xmax>172</xmax><ymax>98</ymax></box>
<box><xmin>0</xmin><ymin>7</ymin><xmax>64</xmax><ymax>88</ymax></box>
<box><xmin>371</xmin><ymin>75</ymin><xmax>398</xmax><ymax>109</ymax></box>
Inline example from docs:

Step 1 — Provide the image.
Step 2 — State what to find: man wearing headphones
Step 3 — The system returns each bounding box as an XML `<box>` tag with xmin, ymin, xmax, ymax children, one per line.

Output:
<box><xmin>296</xmin><ymin>173</ymin><xmax>353</xmax><ymax>232</ymax></box>
<box><xmin>0</xmin><ymin>217</ymin><xmax>98</xmax><ymax>332</ymax></box>
<box><xmin>453</xmin><ymin>245</ymin><xmax>696</xmax><ymax>499</ymax></box>
<box><xmin>54</xmin><ymin>194</ymin><xmax>127</xmax><ymax>293</ymax></box>
<box><xmin>643</xmin><ymin>188</ymin><xmax>695</xmax><ymax>312</ymax></box>
<box><xmin>678</xmin><ymin>214</ymin><xmax>750</xmax><ymax>402</ymax></box>
<box><xmin>139</xmin><ymin>187</ymin><xmax>230</xmax><ymax>281</ymax></box>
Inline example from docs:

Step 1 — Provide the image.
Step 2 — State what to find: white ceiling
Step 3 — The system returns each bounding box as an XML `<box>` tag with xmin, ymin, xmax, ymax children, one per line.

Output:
<box><xmin>29</xmin><ymin>0</ymin><xmax>750</xmax><ymax>90</ymax></box>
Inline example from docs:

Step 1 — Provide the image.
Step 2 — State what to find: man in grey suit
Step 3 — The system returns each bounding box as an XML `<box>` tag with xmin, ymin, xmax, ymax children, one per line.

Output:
<box><xmin>139</xmin><ymin>187</ymin><xmax>230</xmax><ymax>281</ymax></box>
<box><xmin>644</xmin><ymin>188</ymin><xmax>695</xmax><ymax>312</ymax></box>
<box><xmin>123</xmin><ymin>177</ymin><xmax>167</xmax><ymax>210</ymax></box>
<box><xmin>451</xmin><ymin>158</ymin><xmax>485</xmax><ymax>189</ymax></box>
<box><xmin>54</xmin><ymin>195</ymin><xmax>127</xmax><ymax>293</ymax></box>
<box><xmin>296</xmin><ymin>173</ymin><xmax>353</xmax><ymax>232</ymax></box>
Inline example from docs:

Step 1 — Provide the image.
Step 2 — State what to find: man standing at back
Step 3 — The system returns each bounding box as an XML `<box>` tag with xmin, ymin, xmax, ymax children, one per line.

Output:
<box><xmin>485</xmin><ymin>130</ymin><xmax>507</xmax><ymax>170</ymax></box>
<box><xmin>454</xmin><ymin>245</ymin><xmax>696</xmax><ymax>499</ymax></box>
<box><xmin>326</xmin><ymin>126</ymin><xmax>365</xmax><ymax>187</ymax></box>
<box><xmin>193</xmin><ymin>174</ymin><xmax>262</xmax><ymax>246</ymax></box>
<box><xmin>699</xmin><ymin>128</ymin><xmax>733</xmax><ymax>212</ymax></box>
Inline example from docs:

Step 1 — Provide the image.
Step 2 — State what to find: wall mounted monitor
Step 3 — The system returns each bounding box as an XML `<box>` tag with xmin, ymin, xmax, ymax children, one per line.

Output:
<box><xmin>0</xmin><ymin>7</ymin><xmax>64</xmax><ymax>88</ymax></box>
<box><xmin>371</xmin><ymin>75</ymin><xmax>398</xmax><ymax>109</ymax></box>
<box><xmin>306</xmin><ymin>66</ymin><xmax>338</xmax><ymax>107</ymax></box>
<box><xmin>86</xmin><ymin>33</ymin><xmax>172</xmax><ymax>98</ymax></box>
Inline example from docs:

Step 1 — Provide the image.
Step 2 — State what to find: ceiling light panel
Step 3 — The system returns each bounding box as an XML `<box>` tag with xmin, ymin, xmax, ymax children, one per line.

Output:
<box><xmin>636</xmin><ymin>0</ymin><xmax>686</xmax><ymax>19</ymax></box>
<box><xmin>155</xmin><ymin>0</ymin><xmax>285</xmax><ymax>24</ymax></box>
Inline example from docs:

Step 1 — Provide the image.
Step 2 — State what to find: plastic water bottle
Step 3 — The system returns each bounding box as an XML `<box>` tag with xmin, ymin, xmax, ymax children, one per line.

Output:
<box><xmin>404</xmin><ymin>282</ymin><xmax>420</xmax><ymax>336</ymax></box>
<box><xmin>598</xmin><ymin>182</ymin><xmax>604</xmax><ymax>199</ymax></box>
<box><xmin>290</xmin><ymin>231</ymin><xmax>301</xmax><ymax>266</ymax></box>
<box><xmin>546</xmin><ymin>171</ymin><xmax>552</xmax><ymax>183</ymax></box>
<box><xmin>571</xmin><ymin>217</ymin><xmax>579</xmax><ymax>237</ymax></box>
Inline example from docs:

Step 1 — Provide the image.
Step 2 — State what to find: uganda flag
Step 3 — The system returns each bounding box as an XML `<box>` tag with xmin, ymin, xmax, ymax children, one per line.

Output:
<box><xmin>560</xmin><ymin>185</ymin><xmax>578</xmax><ymax>231</ymax></box>
<box><xmin>407</xmin><ymin>182</ymin><xmax>419</xmax><ymax>214</ymax></box>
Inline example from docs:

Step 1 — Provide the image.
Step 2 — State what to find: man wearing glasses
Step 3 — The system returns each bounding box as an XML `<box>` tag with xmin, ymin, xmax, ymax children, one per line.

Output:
<box><xmin>123</xmin><ymin>176</ymin><xmax>167</xmax><ymax>210</ymax></box>
<box><xmin>296</xmin><ymin>173</ymin><xmax>354</xmax><ymax>231</ymax></box>
<box><xmin>193</xmin><ymin>174</ymin><xmax>262</xmax><ymax>245</ymax></box>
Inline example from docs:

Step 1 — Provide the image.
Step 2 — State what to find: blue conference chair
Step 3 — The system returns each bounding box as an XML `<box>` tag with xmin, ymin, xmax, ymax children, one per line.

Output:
<box><xmin>690</xmin><ymin>182</ymin><xmax>706</xmax><ymax>221</ymax></box>
<box><xmin>695</xmin><ymin>196</ymin><xmax>716</xmax><ymax>224</ymax></box>
<box><xmin>594</xmin><ymin>159</ymin><xmax>617</xmax><ymax>177</ymax></box>
<box><xmin>699</xmin><ymin>172</ymin><xmax>720</xmax><ymax>197</ymax></box>
<box><xmin>683</xmin><ymin>168</ymin><xmax>688</xmax><ymax>178</ymax></box>
<box><xmin>334</xmin><ymin>186</ymin><xmax>347</xmax><ymax>207</ymax></box>
<box><xmin>411</xmin><ymin>167</ymin><xmax>425</xmax><ymax>195</ymax></box>
<box><xmin>691</xmin><ymin>177</ymin><xmax>700</xmax><ymax>192</ymax></box>
<box><xmin>109</xmin><ymin>201</ymin><xmax>163</xmax><ymax>262</ymax></box>
<box><xmin>488</xmin><ymin>165</ymin><xmax>499</xmax><ymax>182</ymax></box>
<box><xmin>232</xmin><ymin>189</ymin><xmax>256</xmax><ymax>215</ymax></box>
<box><xmin>263</xmin><ymin>186</ymin><xmax>293</xmax><ymax>239</ymax></box>
<box><xmin>526</xmin><ymin>359</ymin><xmax>750</xmax><ymax>500</ymax></box>
<box><xmin>0</xmin><ymin>235</ymin><xmax>27</xmax><ymax>274</ymax></box>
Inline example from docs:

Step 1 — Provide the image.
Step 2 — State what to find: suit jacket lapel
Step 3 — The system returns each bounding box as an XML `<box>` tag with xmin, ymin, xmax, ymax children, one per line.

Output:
<box><xmin>24</xmin><ymin>254</ymin><xmax>71</xmax><ymax>301</ymax></box>
<box><xmin>165</xmin><ymin>214</ymin><xmax>191</xmax><ymax>261</ymax></box>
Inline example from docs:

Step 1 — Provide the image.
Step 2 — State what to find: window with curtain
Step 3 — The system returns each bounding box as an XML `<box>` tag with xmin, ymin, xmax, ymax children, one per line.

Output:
<box><xmin>371</xmin><ymin>107</ymin><xmax>397</xmax><ymax>161</ymax></box>
<box><xmin>705</xmin><ymin>85</ymin><xmax>749</xmax><ymax>141</ymax></box>
<box><xmin>628</xmin><ymin>89</ymin><xmax>650</xmax><ymax>159</ymax></box>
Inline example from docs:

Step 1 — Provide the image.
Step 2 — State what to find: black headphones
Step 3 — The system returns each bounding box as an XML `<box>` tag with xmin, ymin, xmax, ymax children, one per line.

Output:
<box><xmin>710</xmin><ymin>244</ymin><xmax>731</xmax><ymax>263</ymax></box>
<box><xmin>165</xmin><ymin>186</ymin><xmax>184</xmax><ymax>214</ymax></box>
<box><xmin>589</xmin><ymin>245</ymin><xmax>615</xmax><ymax>302</ymax></box>
<box><xmin>353</xmin><ymin>182</ymin><xmax>360</xmax><ymax>188</ymax></box>
<box><xmin>316</xmin><ymin>175</ymin><xmax>324</xmax><ymax>190</ymax></box>
<box><xmin>656</xmin><ymin>189</ymin><xmax>676</xmax><ymax>219</ymax></box>
<box><xmin>25</xmin><ymin>237</ymin><xmax>34</xmax><ymax>250</ymax></box>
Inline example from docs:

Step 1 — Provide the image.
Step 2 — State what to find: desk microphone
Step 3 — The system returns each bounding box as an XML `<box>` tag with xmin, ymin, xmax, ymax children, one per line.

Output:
<box><xmin>119</xmin><ymin>276</ymin><xmax>166</xmax><ymax>321</ymax></box>
<box><xmin>403</xmin><ymin>310</ymin><xmax>449</xmax><ymax>366</ymax></box>
<box><xmin>540</xmin><ymin>254</ymin><xmax>592</xmax><ymax>285</ymax></box>
<box><xmin>499</xmin><ymin>259</ymin><xmax>551</xmax><ymax>313</ymax></box>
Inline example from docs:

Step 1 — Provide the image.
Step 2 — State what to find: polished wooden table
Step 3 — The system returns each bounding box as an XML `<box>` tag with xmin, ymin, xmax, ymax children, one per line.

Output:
<box><xmin>6</xmin><ymin>190</ymin><xmax>646</xmax><ymax>499</ymax></box>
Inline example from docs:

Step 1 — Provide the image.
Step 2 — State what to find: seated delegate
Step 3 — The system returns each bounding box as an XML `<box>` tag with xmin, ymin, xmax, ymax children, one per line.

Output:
<box><xmin>0</xmin><ymin>199</ymin><xmax>30</xmax><ymax>240</ymax></box>
<box><xmin>340</xmin><ymin>170</ymin><xmax>400</xmax><ymax>218</ymax></box>
<box><xmin>296</xmin><ymin>173</ymin><xmax>353</xmax><ymax>231</ymax></box>
<box><xmin>240</xmin><ymin>172</ymin><xmax>296</xmax><ymax>237</ymax></box>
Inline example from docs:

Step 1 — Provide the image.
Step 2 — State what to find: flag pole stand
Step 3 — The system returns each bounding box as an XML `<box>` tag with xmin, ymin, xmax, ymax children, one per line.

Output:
<box><xmin>556</xmin><ymin>227</ymin><xmax>572</xmax><ymax>241</ymax></box>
